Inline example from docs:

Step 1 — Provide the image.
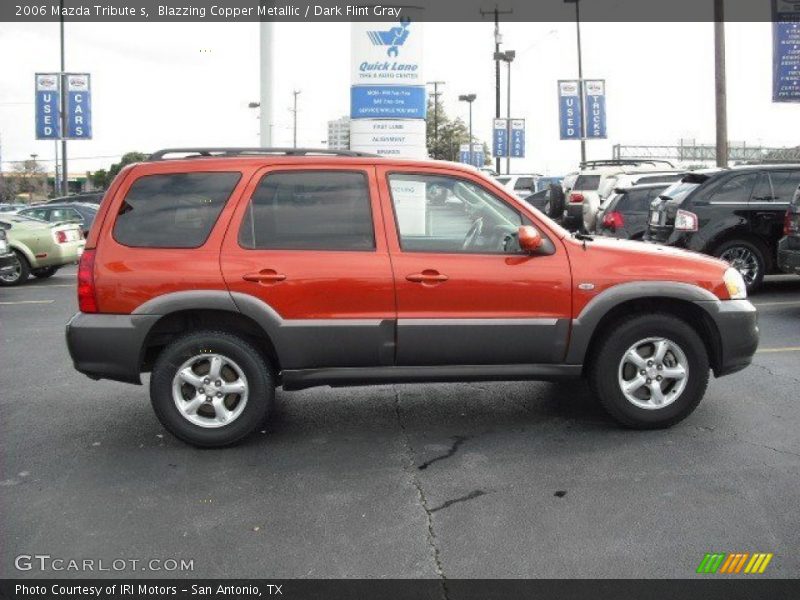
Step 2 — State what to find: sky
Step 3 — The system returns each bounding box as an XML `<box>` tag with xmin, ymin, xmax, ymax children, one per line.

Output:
<box><xmin>0</xmin><ymin>20</ymin><xmax>797</xmax><ymax>176</ymax></box>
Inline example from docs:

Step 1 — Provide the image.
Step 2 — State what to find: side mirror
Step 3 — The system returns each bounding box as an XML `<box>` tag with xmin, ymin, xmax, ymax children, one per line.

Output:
<box><xmin>518</xmin><ymin>225</ymin><xmax>543</xmax><ymax>252</ymax></box>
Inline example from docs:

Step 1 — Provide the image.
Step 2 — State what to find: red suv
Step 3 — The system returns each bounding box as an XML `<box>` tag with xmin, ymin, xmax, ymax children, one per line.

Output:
<box><xmin>66</xmin><ymin>148</ymin><xmax>759</xmax><ymax>447</ymax></box>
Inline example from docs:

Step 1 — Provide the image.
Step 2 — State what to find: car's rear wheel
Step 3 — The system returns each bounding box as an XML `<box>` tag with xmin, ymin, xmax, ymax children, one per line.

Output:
<box><xmin>0</xmin><ymin>250</ymin><xmax>30</xmax><ymax>286</ymax></box>
<box><xmin>150</xmin><ymin>330</ymin><xmax>274</xmax><ymax>447</ymax></box>
<box><xmin>715</xmin><ymin>239</ymin><xmax>766</xmax><ymax>293</ymax></box>
<box><xmin>32</xmin><ymin>266</ymin><xmax>59</xmax><ymax>279</ymax></box>
<box><xmin>588</xmin><ymin>313</ymin><xmax>709</xmax><ymax>429</ymax></box>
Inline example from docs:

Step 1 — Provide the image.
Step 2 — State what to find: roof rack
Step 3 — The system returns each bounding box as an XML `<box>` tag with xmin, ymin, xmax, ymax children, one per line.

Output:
<box><xmin>580</xmin><ymin>158</ymin><xmax>675</xmax><ymax>169</ymax></box>
<box><xmin>148</xmin><ymin>148</ymin><xmax>380</xmax><ymax>161</ymax></box>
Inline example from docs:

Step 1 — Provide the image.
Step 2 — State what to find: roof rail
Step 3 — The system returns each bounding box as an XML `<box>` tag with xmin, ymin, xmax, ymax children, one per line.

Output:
<box><xmin>148</xmin><ymin>147</ymin><xmax>380</xmax><ymax>161</ymax></box>
<box><xmin>580</xmin><ymin>158</ymin><xmax>676</xmax><ymax>169</ymax></box>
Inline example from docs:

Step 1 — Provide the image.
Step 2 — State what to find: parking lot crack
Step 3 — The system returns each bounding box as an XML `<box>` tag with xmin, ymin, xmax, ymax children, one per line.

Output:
<box><xmin>418</xmin><ymin>435</ymin><xmax>470</xmax><ymax>470</ymax></box>
<box><xmin>393</xmin><ymin>388</ymin><xmax>449</xmax><ymax>598</ymax></box>
<box><xmin>430</xmin><ymin>490</ymin><xmax>487</xmax><ymax>513</ymax></box>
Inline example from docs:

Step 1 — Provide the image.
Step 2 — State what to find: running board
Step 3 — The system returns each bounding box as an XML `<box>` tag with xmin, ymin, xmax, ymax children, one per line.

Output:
<box><xmin>281</xmin><ymin>364</ymin><xmax>583</xmax><ymax>391</ymax></box>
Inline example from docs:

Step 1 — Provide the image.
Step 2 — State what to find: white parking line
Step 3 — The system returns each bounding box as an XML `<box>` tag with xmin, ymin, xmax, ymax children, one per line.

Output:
<box><xmin>756</xmin><ymin>347</ymin><xmax>800</xmax><ymax>354</ymax></box>
<box><xmin>0</xmin><ymin>300</ymin><xmax>54</xmax><ymax>305</ymax></box>
<box><xmin>753</xmin><ymin>300</ymin><xmax>800</xmax><ymax>307</ymax></box>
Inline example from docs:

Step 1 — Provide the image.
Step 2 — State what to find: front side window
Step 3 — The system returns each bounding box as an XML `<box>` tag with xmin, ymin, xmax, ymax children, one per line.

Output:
<box><xmin>387</xmin><ymin>173</ymin><xmax>525</xmax><ymax>254</ymax></box>
<box><xmin>238</xmin><ymin>171</ymin><xmax>374</xmax><ymax>251</ymax></box>
<box><xmin>113</xmin><ymin>172</ymin><xmax>241</xmax><ymax>248</ymax></box>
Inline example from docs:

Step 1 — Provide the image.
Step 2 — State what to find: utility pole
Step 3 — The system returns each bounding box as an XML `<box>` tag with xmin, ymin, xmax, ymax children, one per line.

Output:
<box><xmin>565</xmin><ymin>0</ymin><xmax>587</xmax><ymax>165</ymax></box>
<box><xmin>480</xmin><ymin>4</ymin><xmax>512</xmax><ymax>174</ymax></box>
<box><xmin>459</xmin><ymin>94</ymin><xmax>477</xmax><ymax>167</ymax></box>
<box><xmin>59</xmin><ymin>0</ymin><xmax>68</xmax><ymax>195</ymax></box>
<box><xmin>291</xmin><ymin>90</ymin><xmax>301</xmax><ymax>148</ymax></box>
<box><xmin>714</xmin><ymin>0</ymin><xmax>728</xmax><ymax>167</ymax></box>
<box><xmin>259</xmin><ymin>20</ymin><xmax>274</xmax><ymax>147</ymax></box>
<box><xmin>53</xmin><ymin>140</ymin><xmax>59</xmax><ymax>196</ymax></box>
<box><xmin>505</xmin><ymin>52</ymin><xmax>515</xmax><ymax>174</ymax></box>
<box><xmin>426</xmin><ymin>81</ymin><xmax>445</xmax><ymax>158</ymax></box>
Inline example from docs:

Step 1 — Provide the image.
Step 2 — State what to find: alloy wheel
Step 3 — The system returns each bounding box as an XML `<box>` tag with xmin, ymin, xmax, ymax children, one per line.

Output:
<box><xmin>720</xmin><ymin>245</ymin><xmax>759</xmax><ymax>286</ymax></box>
<box><xmin>617</xmin><ymin>337</ymin><xmax>689</xmax><ymax>410</ymax></box>
<box><xmin>171</xmin><ymin>353</ymin><xmax>249</xmax><ymax>428</ymax></box>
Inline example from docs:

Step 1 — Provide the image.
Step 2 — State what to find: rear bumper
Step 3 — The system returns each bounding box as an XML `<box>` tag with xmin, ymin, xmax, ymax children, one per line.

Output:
<box><xmin>33</xmin><ymin>241</ymin><xmax>85</xmax><ymax>268</ymax></box>
<box><xmin>66</xmin><ymin>312</ymin><xmax>160</xmax><ymax>384</ymax></box>
<box><xmin>777</xmin><ymin>237</ymin><xmax>800</xmax><ymax>275</ymax></box>
<box><xmin>698</xmin><ymin>299</ymin><xmax>759</xmax><ymax>377</ymax></box>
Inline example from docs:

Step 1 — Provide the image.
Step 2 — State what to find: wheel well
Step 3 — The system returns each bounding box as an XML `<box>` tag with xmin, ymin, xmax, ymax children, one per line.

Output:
<box><xmin>705</xmin><ymin>228</ymin><xmax>773</xmax><ymax>272</ymax></box>
<box><xmin>140</xmin><ymin>309</ymin><xmax>281</xmax><ymax>374</ymax></box>
<box><xmin>583</xmin><ymin>297</ymin><xmax>722</xmax><ymax>375</ymax></box>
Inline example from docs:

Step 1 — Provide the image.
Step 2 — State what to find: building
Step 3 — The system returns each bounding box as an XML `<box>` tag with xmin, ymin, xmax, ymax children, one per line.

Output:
<box><xmin>327</xmin><ymin>116</ymin><xmax>350</xmax><ymax>150</ymax></box>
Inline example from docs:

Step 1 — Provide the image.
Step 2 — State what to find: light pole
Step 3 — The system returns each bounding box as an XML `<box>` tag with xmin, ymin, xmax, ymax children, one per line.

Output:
<box><xmin>59</xmin><ymin>0</ymin><xmax>68</xmax><ymax>196</ymax></box>
<box><xmin>494</xmin><ymin>50</ymin><xmax>515</xmax><ymax>174</ymax></box>
<box><xmin>480</xmin><ymin>4</ymin><xmax>513</xmax><ymax>174</ymax></box>
<box><xmin>458</xmin><ymin>94</ymin><xmax>477</xmax><ymax>166</ymax></box>
<box><xmin>290</xmin><ymin>90</ymin><xmax>301</xmax><ymax>148</ymax></box>
<box><xmin>565</xmin><ymin>0</ymin><xmax>586</xmax><ymax>164</ymax></box>
<box><xmin>29</xmin><ymin>154</ymin><xmax>38</xmax><ymax>203</ymax></box>
<box><xmin>426</xmin><ymin>81</ymin><xmax>445</xmax><ymax>158</ymax></box>
<box><xmin>714</xmin><ymin>0</ymin><xmax>728</xmax><ymax>167</ymax></box>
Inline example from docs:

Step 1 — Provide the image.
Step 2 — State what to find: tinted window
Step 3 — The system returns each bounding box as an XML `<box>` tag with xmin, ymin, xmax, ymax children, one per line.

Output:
<box><xmin>636</xmin><ymin>173</ymin><xmax>682</xmax><ymax>185</ymax></box>
<box><xmin>574</xmin><ymin>175</ymin><xmax>601</xmax><ymax>190</ymax></box>
<box><xmin>113</xmin><ymin>172</ymin><xmax>240</xmax><ymax>248</ymax></box>
<box><xmin>765</xmin><ymin>170</ymin><xmax>800</xmax><ymax>203</ymax></box>
<box><xmin>618</xmin><ymin>188</ymin><xmax>658</xmax><ymax>212</ymax></box>
<box><xmin>514</xmin><ymin>177</ymin><xmax>534</xmax><ymax>190</ymax></box>
<box><xmin>387</xmin><ymin>173</ymin><xmax>523</xmax><ymax>254</ymax></box>
<box><xmin>238</xmin><ymin>171</ymin><xmax>374</xmax><ymax>251</ymax></box>
<box><xmin>709</xmin><ymin>173</ymin><xmax>758</xmax><ymax>204</ymax></box>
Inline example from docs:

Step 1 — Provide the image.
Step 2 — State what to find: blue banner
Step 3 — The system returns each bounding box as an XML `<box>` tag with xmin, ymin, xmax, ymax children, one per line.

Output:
<box><xmin>65</xmin><ymin>74</ymin><xmax>92</xmax><ymax>139</ymax></box>
<box><xmin>583</xmin><ymin>80</ymin><xmax>607</xmax><ymax>139</ymax></box>
<box><xmin>459</xmin><ymin>144</ymin><xmax>484</xmax><ymax>167</ymax></box>
<box><xmin>510</xmin><ymin>119</ymin><xmax>525</xmax><ymax>158</ymax></box>
<box><xmin>350</xmin><ymin>85</ymin><xmax>426</xmax><ymax>119</ymax></box>
<box><xmin>558</xmin><ymin>80</ymin><xmax>582</xmax><ymax>140</ymax></box>
<box><xmin>773</xmin><ymin>1</ymin><xmax>800</xmax><ymax>102</ymax></box>
<box><xmin>492</xmin><ymin>119</ymin><xmax>508</xmax><ymax>157</ymax></box>
<box><xmin>35</xmin><ymin>74</ymin><xmax>61</xmax><ymax>140</ymax></box>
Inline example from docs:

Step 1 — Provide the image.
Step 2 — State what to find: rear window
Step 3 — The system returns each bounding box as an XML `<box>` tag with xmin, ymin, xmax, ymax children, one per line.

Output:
<box><xmin>619</xmin><ymin>187</ymin><xmax>665</xmax><ymax>212</ymax></box>
<box><xmin>113</xmin><ymin>172</ymin><xmax>240</xmax><ymax>248</ymax></box>
<box><xmin>238</xmin><ymin>171</ymin><xmax>374</xmax><ymax>251</ymax></box>
<box><xmin>659</xmin><ymin>180</ymin><xmax>702</xmax><ymax>204</ymax></box>
<box><xmin>514</xmin><ymin>177</ymin><xmax>534</xmax><ymax>190</ymax></box>
<box><xmin>574</xmin><ymin>175</ymin><xmax>601</xmax><ymax>190</ymax></box>
<box><xmin>495</xmin><ymin>177</ymin><xmax>511</xmax><ymax>185</ymax></box>
<box><xmin>636</xmin><ymin>173</ymin><xmax>683</xmax><ymax>185</ymax></box>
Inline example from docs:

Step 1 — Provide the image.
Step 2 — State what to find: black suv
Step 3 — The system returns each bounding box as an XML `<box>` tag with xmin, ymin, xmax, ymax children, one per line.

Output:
<box><xmin>778</xmin><ymin>184</ymin><xmax>800</xmax><ymax>276</ymax></box>
<box><xmin>645</xmin><ymin>165</ymin><xmax>800</xmax><ymax>292</ymax></box>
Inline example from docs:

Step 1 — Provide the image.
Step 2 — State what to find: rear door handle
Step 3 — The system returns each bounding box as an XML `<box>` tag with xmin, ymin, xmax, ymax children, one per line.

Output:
<box><xmin>242</xmin><ymin>269</ymin><xmax>287</xmax><ymax>284</ymax></box>
<box><xmin>406</xmin><ymin>270</ymin><xmax>449</xmax><ymax>284</ymax></box>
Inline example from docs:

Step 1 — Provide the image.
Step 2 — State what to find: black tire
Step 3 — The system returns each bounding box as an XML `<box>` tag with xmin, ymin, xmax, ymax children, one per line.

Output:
<box><xmin>32</xmin><ymin>266</ymin><xmax>59</xmax><ymax>279</ymax></box>
<box><xmin>588</xmin><ymin>313</ymin><xmax>710</xmax><ymax>429</ymax></box>
<box><xmin>0</xmin><ymin>250</ymin><xmax>30</xmax><ymax>286</ymax></box>
<box><xmin>713</xmin><ymin>238</ymin><xmax>767</xmax><ymax>293</ymax></box>
<box><xmin>150</xmin><ymin>330</ymin><xmax>275</xmax><ymax>448</ymax></box>
<box><xmin>546</xmin><ymin>184</ymin><xmax>565</xmax><ymax>219</ymax></box>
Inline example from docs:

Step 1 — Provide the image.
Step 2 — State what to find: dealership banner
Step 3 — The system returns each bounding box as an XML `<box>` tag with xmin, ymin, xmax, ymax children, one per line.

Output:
<box><xmin>493</xmin><ymin>118</ymin><xmax>508</xmax><ymax>157</ymax></box>
<box><xmin>773</xmin><ymin>0</ymin><xmax>800</xmax><ymax>102</ymax></box>
<box><xmin>459</xmin><ymin>143</ymin><xmax>484</xmax><ymax>167</ymax></box>
<box><xmin>65</xmin><ymin>73</ymin><xmax>92</xmax><ymax>139</ymax></box>
<box><xmin>35</xmin><ymin>73</ymin><xmax>61</xmax><ymax>140</ymax></box>
<box><xmin>558</xmin><ymin>80</ymin><xmax>583</xmax><ymax>140</ymax></box>
<box><xmin>510</xmin><ymin>119</ymin><xmax>526</xmax><ymax>157</ymax></box>
<box><xmin>583</xmin><ymin>80</ymin><xmax>607</xmax><ymax>139</ymax></box>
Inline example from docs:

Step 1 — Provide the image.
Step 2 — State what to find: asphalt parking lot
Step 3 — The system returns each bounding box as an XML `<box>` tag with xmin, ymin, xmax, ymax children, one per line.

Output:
<box><xmin>1</xmin><ymin>266</ymin><xmax>799</xmax><ymax>579</ymax></box>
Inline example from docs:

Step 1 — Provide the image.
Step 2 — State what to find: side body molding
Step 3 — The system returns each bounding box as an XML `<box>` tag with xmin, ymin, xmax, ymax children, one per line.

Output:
<box><xmin>132</xmin><ymin>290</ymin><xmax>239</xmax><ymax>315</ymax></box>
<box><xmin>565</xmin><ymin>281</ymin><xmax>721</xmax><ymax>364</ymax></box>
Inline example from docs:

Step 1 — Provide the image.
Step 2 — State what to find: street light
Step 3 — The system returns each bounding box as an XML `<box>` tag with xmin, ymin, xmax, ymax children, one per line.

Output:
<box><xmin>29</xmin><ymin>153</ymin><xmax>38</xmax><ymax>203</ymax></box>
<box><xmin>458</xmin><ymin>94</ymin><xmax>477</xmax><ymax>167</ymax></box>
<box><xmin>426</xmin><ymin>81</ymin><xmax>446</xmax><ymax>158</ymax></box>
<box><xmin>494</xmin><ymin>50</ymin><xmax>515</xmax><ymax>174</ymax></box>
<box><xmin>290</xmin><ymin>90</ymin><xmax>302</xmax><ymax>148</ymax></box>
<box><xmin>564</xmin><ymin>0</ymin><xmax>586</xmax><ymax>164</ymax></box>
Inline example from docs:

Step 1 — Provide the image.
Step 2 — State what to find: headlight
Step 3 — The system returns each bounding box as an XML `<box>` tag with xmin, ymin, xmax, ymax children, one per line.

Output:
<box><xmin>723</xmin><ymin>267</ymin><xmax>747</xmax><ymax>300</ymax></box>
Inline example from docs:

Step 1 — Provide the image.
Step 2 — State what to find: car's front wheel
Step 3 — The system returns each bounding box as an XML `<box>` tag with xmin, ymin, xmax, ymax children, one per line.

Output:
<box><xmin>0</xmin><ymin>250</ymin><xmax>30</xmax><ymax>286</ymax></box>
<box><xmin>150</xmin><ymin>330</ymin><xmax>275</xmax><ymax>447</ymax></box>
<box><xmin>715</xmin><ymin>238</ymin><xmax>766</xmax><ymax>293</ymax></box>
<box><xmin>588</xmin><ymin>313</ymin><xmax>709</xmax><ymax>429</ymax></box>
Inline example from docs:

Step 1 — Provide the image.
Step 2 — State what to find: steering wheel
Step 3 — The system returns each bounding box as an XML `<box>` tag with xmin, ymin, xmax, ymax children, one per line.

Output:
<box><xmin>462</xmin><ymin>217</ymin><xmax>484</xmax><ymax>250</ymax></box>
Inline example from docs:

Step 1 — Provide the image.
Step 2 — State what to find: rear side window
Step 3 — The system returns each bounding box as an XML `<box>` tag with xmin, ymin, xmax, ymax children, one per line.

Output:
<box><xmin>238</xmin><ymin>171</ymin><xmax>374</xmax><ymax>251</ymax></box>
<box><xmin>574</xmin><ymin>175</ymin><xmax>601</xmax><ymax>190</ymax></box>
<box><xmin>708</xmin><ymin>173</ymin><xmax>758</xmax><ymax>204</ymax></box>
<box><xmin>113</xmin><ymin>172</ymin><xmax>240</xmax><ymax>248</ymax></box>
<box><xmin>619</xmin><ymin>188</ymin><xmax>664</xmax><ymax>212</ymax></box>
<box><xmin>765</xmin><ymin>170</ymin><xmax>800</xmax><ymax>203</ymax></box>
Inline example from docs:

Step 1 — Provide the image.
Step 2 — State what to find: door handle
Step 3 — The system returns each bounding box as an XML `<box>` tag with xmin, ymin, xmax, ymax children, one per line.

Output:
<box><xmin>242</xmin><ymin>269</ymin><xmax>287</xmax><ymax>284</ymax></box>
<box><xmin>406</xmin><ymin>270</ymin><xmax>449</xmax><ymax>284</ymax></box>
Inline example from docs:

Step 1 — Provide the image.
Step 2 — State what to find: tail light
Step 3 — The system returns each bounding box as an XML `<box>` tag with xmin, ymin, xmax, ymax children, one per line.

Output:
<box><xmin>785</xmin><ymin>210</ymin><xmax>799</xmax><ymax>235</ymax></box>
<box><xmin>54</xmin><ymin>230</ymin><xmax>68</xmax><ymax>244</ymax></box>
<box><xmin>77</xmin><ymin>248</ymin><xmax>98</xmax><ymax>313</ymax></box>
<box><xmin>570</xmin><ymin>193</ymin><xmax>584</xmax><ymax>203</ymax></box>
<box><xmin>602</xmin><ymin>211</ymin><xmax>625</xmax><ymax>231</ymax></box>
<box><xmin>674</xmin><ymin>209</ymin><xmax>699</xmax><ymax>232</ymax></box>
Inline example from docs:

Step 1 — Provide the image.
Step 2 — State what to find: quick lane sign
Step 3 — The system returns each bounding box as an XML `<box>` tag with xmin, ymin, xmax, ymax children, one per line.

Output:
<box><xmin>65</xmin><ymin>73</ymin><xmax>92</xmax><ymax>139</ymax></box>
<box><xmin>773</xmin><ymin>0</ymin><xmax>800</xmax><ymax>102</ymax></box>
<box><xmin>583</xmin><ymin>80</ymin><xmax>607</xmax><ymax>139</ymax></box>
<box><xmin>35</xmin><ymin>73</ymin><xmax>61</xmax><ymax>140</ymax></box>
<box><xmin>558</xmin><ymin>80</ymin><xmax>582</xmax><ymax>140</ymax></box>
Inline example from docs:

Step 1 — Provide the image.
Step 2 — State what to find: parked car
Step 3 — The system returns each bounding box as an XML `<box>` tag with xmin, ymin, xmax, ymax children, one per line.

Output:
<box><xmin>64</xmin><ymin>147</ymin><xmax>759</xmax><ymax>447</ymax></box>
<box><xmin>777</xmin><ymin>184</ymin><xmax>800</xmax><ymax>275</ymax></box>
<box><xmin>0</xmin><ymin>203</ymin><xmax>22</xmax><ymax>213</ymax></box>
<box><xmin>0</xmin><ymin>228</ymin><xmax>15</xmax><ymax>276</ymax></box>
<box><xmin>0</xmin><ymin>215</ymin><xmax>85</xmax><ymax>286</ymax></box>
<box><xmin>521</xmin><ymin>188</ymin><xmax>549</xmax><ymax>212</ymax></box>
<box><xmin>596</xmin><ymin>183</ymin><xmax>671</xmax><ymax>240</ymax></box>
<box><xmin>645</xmin><ymin>164</ymin><xmax>800</xmax><ymax>292</ymax></box>
<box><xmin>495</xmin><ymin>173</ymin><xmax>544</xmax><ymax>199</ymax></box>
<box><xmin>18</xmin><ymin>202</ymin><xmax>98</xmax><ymax>237</ymax></box>
<box><xmin>564</xmin><ymin>160</ymin><xmax>676</xmax><ymax>232</ymax></box>
<box><xmin>46</xmin><ymin>192</ymin><xmax>104</xmax><ymax>205</ymax></box>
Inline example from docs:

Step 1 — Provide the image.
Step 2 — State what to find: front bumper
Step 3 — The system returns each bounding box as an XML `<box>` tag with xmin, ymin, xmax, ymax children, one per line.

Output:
<box><xmin>0</xmin><ymin>251</ymin><xmax>16</xmax><ymax>273</ymax></box>
<box><xmin>697</xmin><ymin>299</ymin><xmax>759</xmax><ymax>377</ymax></box>
<box><xmin>777</xmin><ymin>236</ymin><xmax>800</xmax><ymax>275</ymax></box>
<box><xmin>66</xmin><ymin>312</ymin><xmax>160</xmax><ymax>384</ymax></box>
